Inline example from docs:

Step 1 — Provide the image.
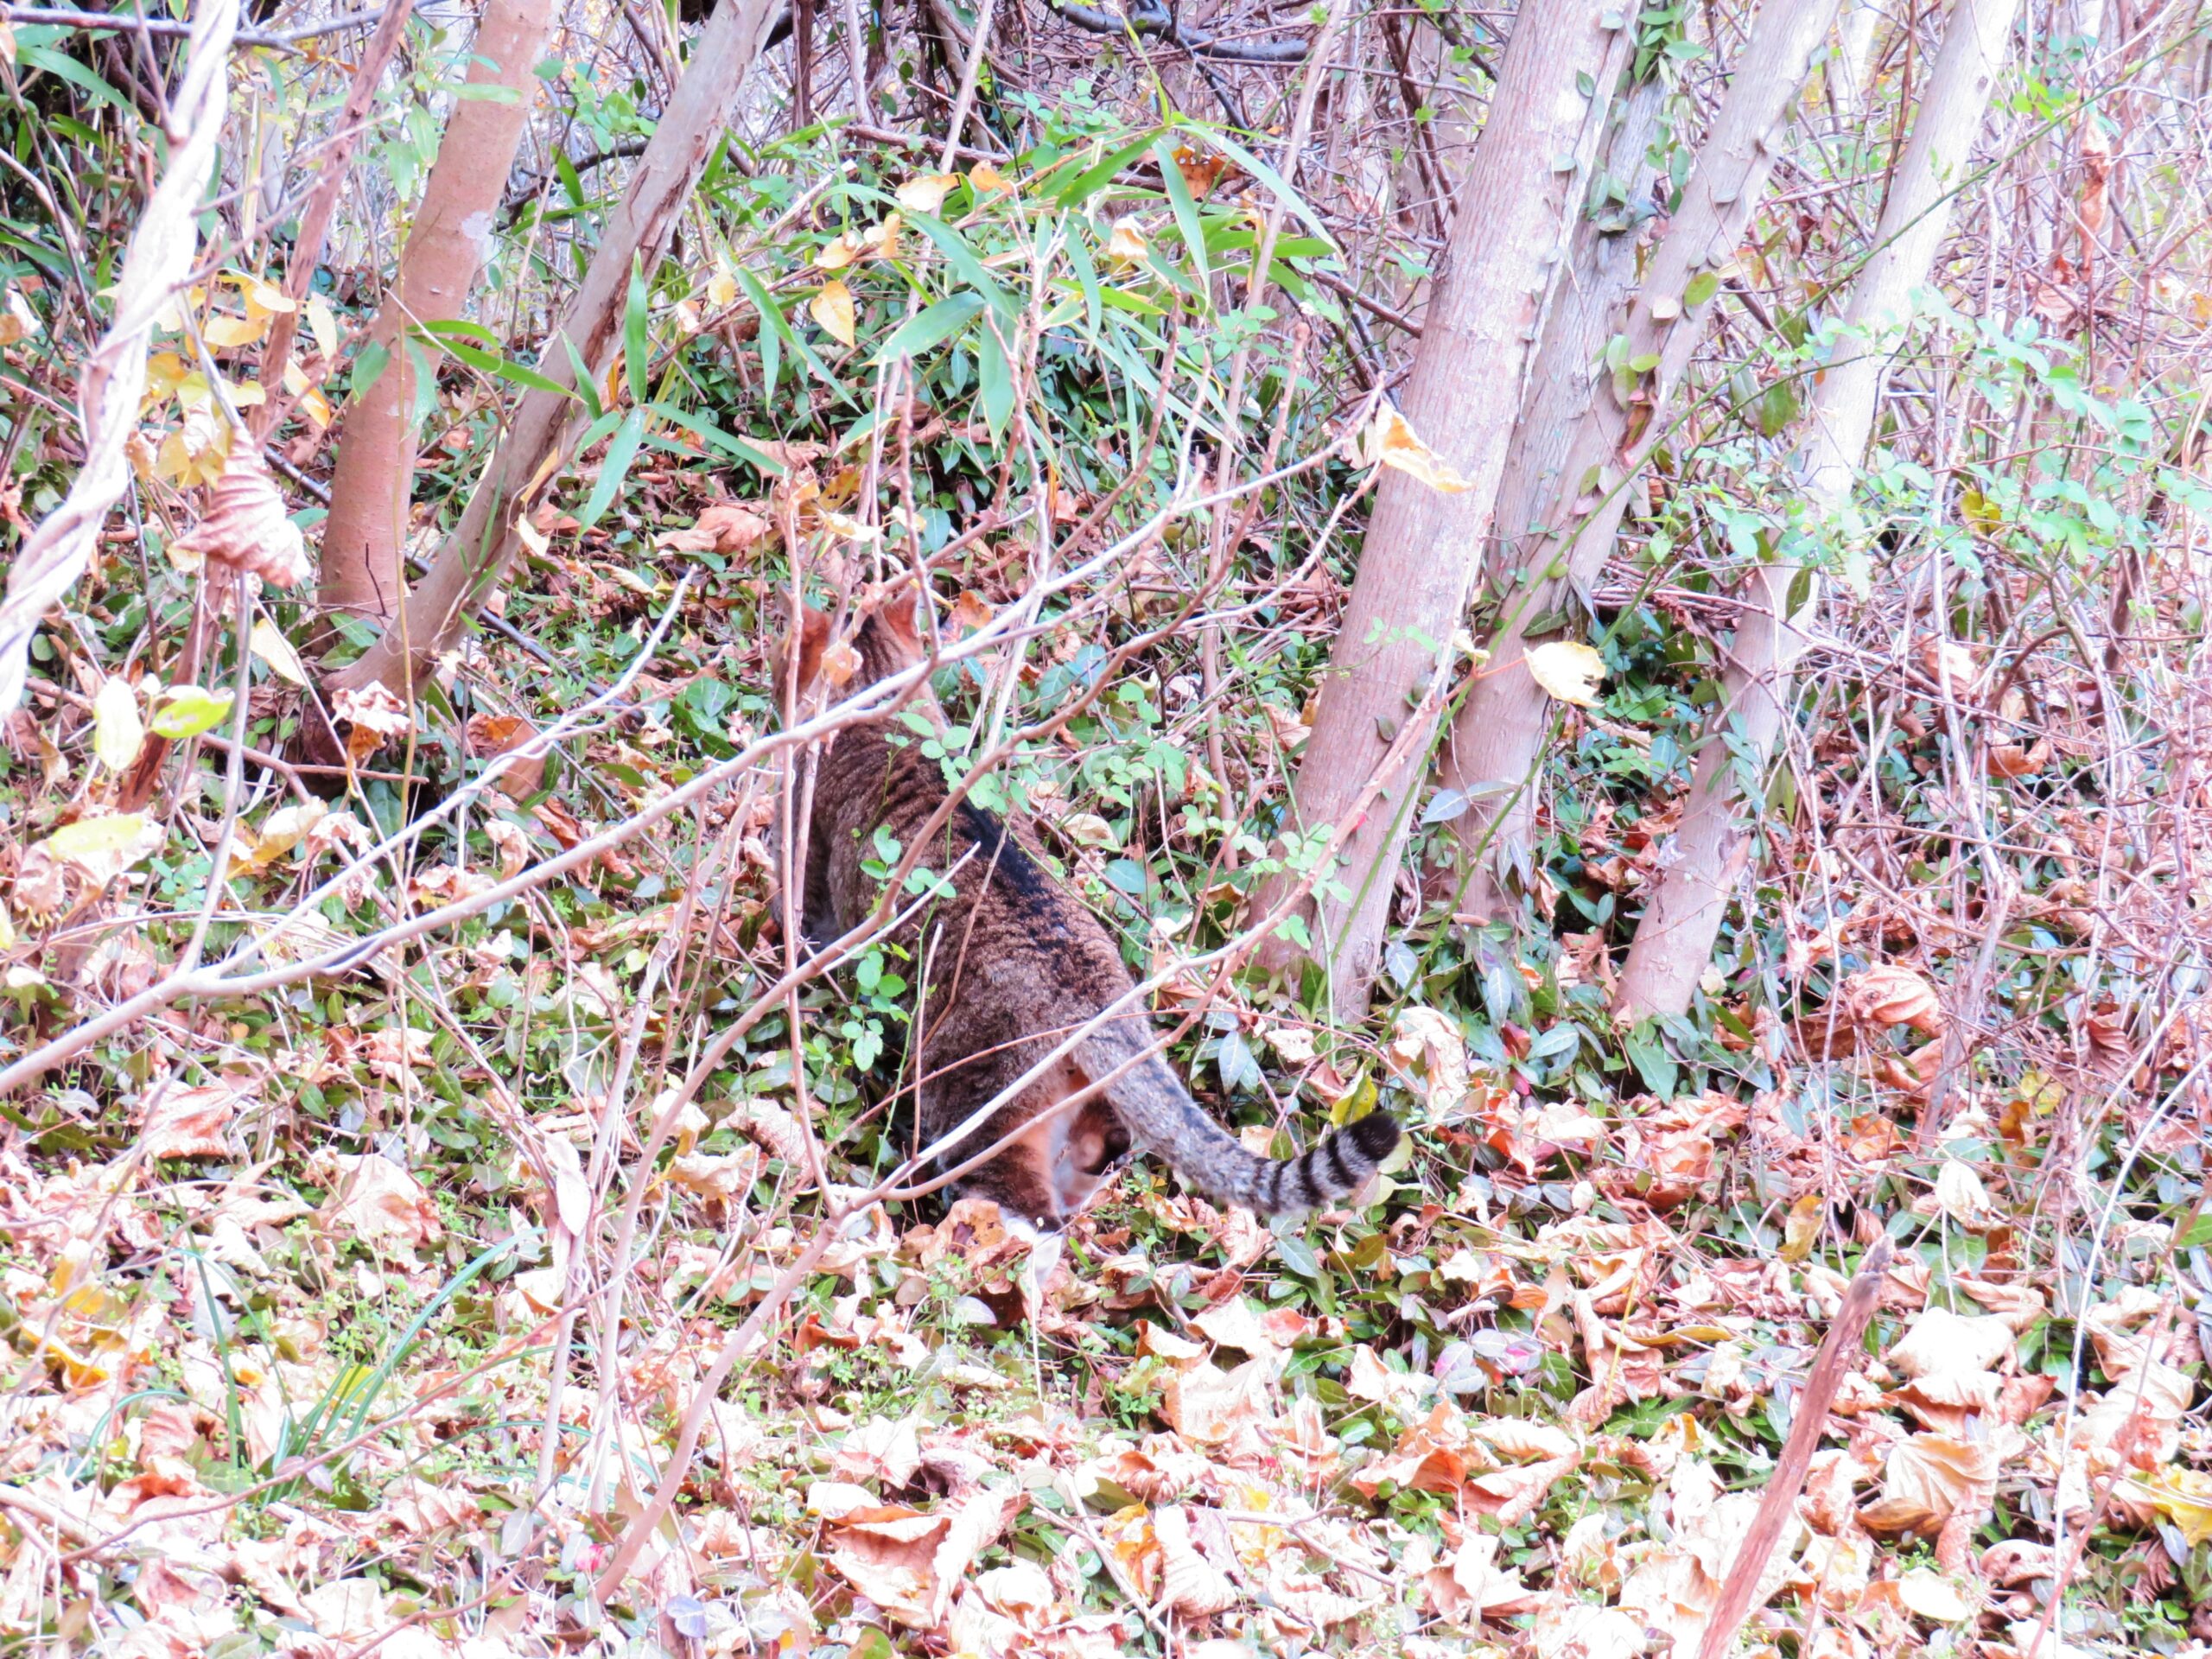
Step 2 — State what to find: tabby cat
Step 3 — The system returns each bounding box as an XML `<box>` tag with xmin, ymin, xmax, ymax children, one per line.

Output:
<box><xmin>777</xmin><ymin>588</ymin><xmax>1401</xmax><ymax>1236</ymax></box>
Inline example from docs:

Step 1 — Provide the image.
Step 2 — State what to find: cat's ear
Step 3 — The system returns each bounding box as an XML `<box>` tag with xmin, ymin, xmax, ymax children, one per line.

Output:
<box><xmin>777</xmin><ymin>604</ymin><xmax>834</xmax><ymax>706</ymax></box>
<box><xmin>875</xmin><ymin>583</ymin><xmax>930</xmax><ymax>655</ymax></box>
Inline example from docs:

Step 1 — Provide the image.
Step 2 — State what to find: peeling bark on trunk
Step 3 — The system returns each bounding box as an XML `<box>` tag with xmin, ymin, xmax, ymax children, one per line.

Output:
<box><xmin>1614</xmin><ymin>0</ymin><xmax>2023</xmax><ymax>1018</ymax></box>
<box><xmin>331</xmin><ymin>0</ymin><xmax>784</xmax><ymax>696</ymax></box>
<box><xmin>316</xmin><ymin>0</ymin><xmax>555</xmax><ymax>635</ymax></box>
<box><xmin>1249</xmin><ymin>0</ymin><xmax>1635</xmax><ymax>1020</ymax></box>
<box><xmin>1433</xmin><ymin>0</ymin><xmax>1846</xmax><ymax>917</ymax></box>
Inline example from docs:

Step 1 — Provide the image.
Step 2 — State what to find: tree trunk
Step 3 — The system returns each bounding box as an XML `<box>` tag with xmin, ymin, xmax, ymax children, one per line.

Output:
<box><xmin>1433</xmin><ymin>0</ymin><xmax>1847</xmax><ymax>915</ymax></box>
<box><xmin>1250</xmin><ymin>0</ymin><xmax>1636</xmax><ymax>1020</ymax></box>
<box><xmin>316</xmin><ymin>0</ymin><xmax>556</xmax><ymax>635</ymax></box>
<box><xmin>1614</xmin><ymin>0</ymin><xmax>2022</xmax><ymax>1018</ymax></box>
<box><xmin>330</xmin><ymin>0</ymin><xmax>785</xmax><ymax>696</ymax></box>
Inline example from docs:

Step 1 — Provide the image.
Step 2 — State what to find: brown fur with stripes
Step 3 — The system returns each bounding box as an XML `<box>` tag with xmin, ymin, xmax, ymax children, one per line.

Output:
<box><xmin>775</xmin><ymin>590</ymin><xmax>1401</xmax><ymax>1233</ymax></box>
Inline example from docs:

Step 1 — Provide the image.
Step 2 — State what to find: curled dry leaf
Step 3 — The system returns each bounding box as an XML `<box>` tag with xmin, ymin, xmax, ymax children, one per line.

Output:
<box><xmin>170</xmin><ymin>448</ymin><xmax>309</xmax><ymax>589</ymax></box>
<box><xmin>1858</xmin><ymin>1431</ymin><xmax>2007</xmax><ymax>1535</ymax></box>
<box><xmin>1841</xmin><ymin>965</ymin><xmax>1944</xmax><ymax>1036</ymax></box>
<box><xmin>463</xmin><ymin>712</ymin><xmax>543</xmax><ymax>800</ymax></box>
<box><xmin>1105</xmin><ymin>217</ymin><xmax>1150</xmax><ymax>265</ymax></box>
<box><xmin>1919</xmin><ymin>639</ymin><xmax>1981</xmax><ymax>696</ymax></box>
<box><xmin>668</xmin><ymin>1147</ymin><xmax>762</xmax><ymax>1205</ymax></box>
<box><xmin>1980</xmin><ymin>1538</ymin><xmax>2056</xmax><ymax>1586</ymax></box>
<box><xmin>823</xmin><ymin>1488</ymin><xmax>1022</xmax><ymax>1628</ymax></box>
<box><xmin>1160</xmin><ymin>1357</ymin><xmax>1273</xmax><ymax>1446</ymax></box>
<box><xmin>656</xmin><ymin>500</ymin><xmax>772</xmax><ymax>556</ymax></box>
<box><xmin>322</xmin><ymin>1154</ymin><xmax>442</xmax><ymax>1250</ymax></box>
<box><xmin>1525</xmin><ymin>640</ymin><xmax>1607</xmax><ymax>708</ymax></box>
<box><xmin>895</xmin><ymin>173</ymin><xmax>960</xmax><ymax>213</ymax></box>
<box><xmin>1361</xmin><ymin>405</ymin><xmax>1471</xmax><ymax>493</ymax></box>
<box><xmin>1154</xmin><ymin>1503</ymin><xmax>1240</xmax><ymax>1617</ymax></box>
<box><xmin>1886</xmin><ymin>1306</ymin><xmax>2016</xmax><ymax>1380</ymax></box>
<box><xmin>331</xmin><ymin>683</ymin><xmax>410</xmax><ymax>762</ymax></box>
<box><xmin>1389</xmin><ymin>1005</ymin><xmax>1471</xmax><ymax>1119</ymax></box>
<box><xmin>141</xmin><ymin>1077</ymin><xmax>248</xmax><ymax>1159</ymax></box>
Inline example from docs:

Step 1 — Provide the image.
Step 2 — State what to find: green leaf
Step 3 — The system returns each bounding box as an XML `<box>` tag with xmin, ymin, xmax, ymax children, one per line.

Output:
<box><xmin>735</xmin><ymin>268</ymin><xmax>783</xmax><ymax>397</ymax></box>
<box><xmin>1757</xmin><ymin>377</ymin><xmax>1800</xmax><ymax>437</ymax></box>
<box><xmin>1624</xmin><ymin>1022</ymin><xmax>1677</xmax><ymax>1098</ymax></box>
<box><xmin>149</xmin><ymin>687</ymin><xmax>236</xmax><ymax>741</ymax></box>
<box><xmin>418</xmin><ymin>319</ymin><xmax>502</xmax><ymax>347</ymax></box>
<box><xmin>577</xmin><ymin>409</ymin><xmax>646</xmax><ymax>530</ymax></box>
<box><xmin>1056</xmin><ymin>130</ymin><xmax>1163</xmax><ymax>207</ymax></box>
<box><xmin>17</xmin><ymin>43</ymin><xmax>133</xmax><ymax>116</ymax></box>
<box><xmin>1173</xmin><ymin>125</ymin><xmax>1341</xmax><ymax>255</ymax></box>
<box><xmin>1065</xmin><ymin>231</ymin><xmax>1103</xmax><ymax>340</ymax></box>
<box><xmin>543</xmin><ymin>333</ymin><xmax>599</xmax><ymax>420</ymax></box>
<box><xmin>648</xmin><ymin>404</ymin><xmax>781</xmax><ymax>474</ymax></box>
<box><xmin>435</xmin><ymin>336</ymin><xmax>580</xmax><ymax>399</ymax></box>
<box><xmin>976</xmin><ymin>326</ymin><xmax>1014</xmax><ymax>439</ymax></box>
<box><xmin>1217</xmin><ymin>1028</ymin><xmax>1263</xmax><ymax>1093</ymax></box>
<box><xmin>348</xmin><ymin>341</ymin><xmax>391</xmax><ymax>404</ymax></box>
<box><xmin>1683</xmin><ymin>269</ymin><xmax>1723</xmax><ymax>308</ymax></box>
<box><xmin>904</xmin><ymin>212</ymin><xmax>1016</xmax><ymax>319</ymax></box>
<box><xmin>1151</xmin><ymin>136</ymin><xmax>1211</xmax><ymax>293</ymax></box>
<box><xmin>554</xmin><ymin>149</ymin><xmax>586</xmax><ymax>208</ymax></box>
<box><xmin>624</xmin><ymin>263</ymin><xmax>652</xmax><ymax>409</ymax></box>
<box><xmin>874</xmin><ymin>291</ymin><xmax>987</xmax><ymax>364</ymax></box>
<box><xmin>1271</xmin><ymin>1228</ymin><xmax>1320</xmax><ymax>1279</ymax></box>
<box><xmin>47</xmin><ymin>813</ymin><xmax>152</xmax><ymax>862</ymax></box>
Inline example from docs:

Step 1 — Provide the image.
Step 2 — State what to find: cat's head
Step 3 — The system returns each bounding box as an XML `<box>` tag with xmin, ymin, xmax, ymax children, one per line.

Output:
<box><xmin>775</xmin><ymin>582</ymin><xmax>933</xmax><ymax>711</ymax></box>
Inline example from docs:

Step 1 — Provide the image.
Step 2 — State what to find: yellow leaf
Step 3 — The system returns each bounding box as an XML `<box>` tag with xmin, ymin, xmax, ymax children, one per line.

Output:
<box><xmin>1105</xmin><ymin>217</ymin><xmax>1149</xmax><ymax>265</ymax></box>
<box><xmin>143</xmin><ymin>352</ymin><xmax>191</xmax><ymax>404</ymax></box>
<box><xmin>810</xmin><ymin>280</ymin><xmax>857</xmax><ymax>348</ymax></box>
<box><xmin>1524</xmin><ymin>641</ymin><xmax>1605</xmax><ymax>708</ymax></box>
<box><xmin>896</xmin><ymin>173</ymin><xmax>960</xmax><ymax>213</ymax></box>
<box><xmin>250</xmin><ymin>617</ymin><xmax>308</xmax><ymax>686</ymax></box>
<box><xmin>2125</xmin><ymin>1466</ymin><xmax>2212</xmax><ymax>1546</ymax></box>
<box><xmin>967</xmin><ymin>162</ymin><xmax>1012</xmax><ymax>195</ymax></box>
<box><xmin>817</xmin><ymin>507</ymin><xmax>880</xmax><ymax>542</ymax></box>
<box><xmin>1363</xmin><ymin>406</ymin><xmax>1471</xmax><ymax>493</ymax></box>
<box><xmin>238</xmin><ymin>276</ymin><xmax>295</xmax><ymax>318</ymax></box>
<box><xmin>0</xmin><ymin>285</ymin><xmax>38</xmax><ymax>346</ymax></box>
<box><xmin>305</xmin><ymin>293</ymin><xmax>340</xmax><ymax>361</ymax></box>
<box><xmin>707</xmin><ymin>269</ymin><xmax>738</xmax><ymax>308</ymax></box>
<box><xmin>813</xmin><ymin>232</ymin><xmax>862</xmax><ymax>271</ymax></box>
<box><xmin>238</xmin><ymin>801</ymin><xmax>327</xmax><ymax>874</ymax></box>
<box><xmin>204</xmin><ymin>313</ymin><xmax>270</xmax><ymax>349</ymax></box>
<box><xmin>1779</xmin><ymin>1192</ymin><xmax>1823</xmax><ymax>1262</ymax></box>
<box><xmin>860</xmin><ymin>213</ymin><xmax>901</xmax><ymax>262</ymax></box>
<box><xmin>301</xmin><ymin>388</ymin><xmax>334</xmax><ymax>429</ymax></box>
<box><xmin>47</xmin><ymin>812</ymin><xmax>152</xmax><ymax>863</ymax></box>
<box><xmin>0</xmin><ymin>21</ymin><xmax>15</xmax><ymax>67</ymax></box>
<box><xmin>92</xmin><ymin>676</ymin><xmax>144</xmax><ymax>772</ymax></box>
